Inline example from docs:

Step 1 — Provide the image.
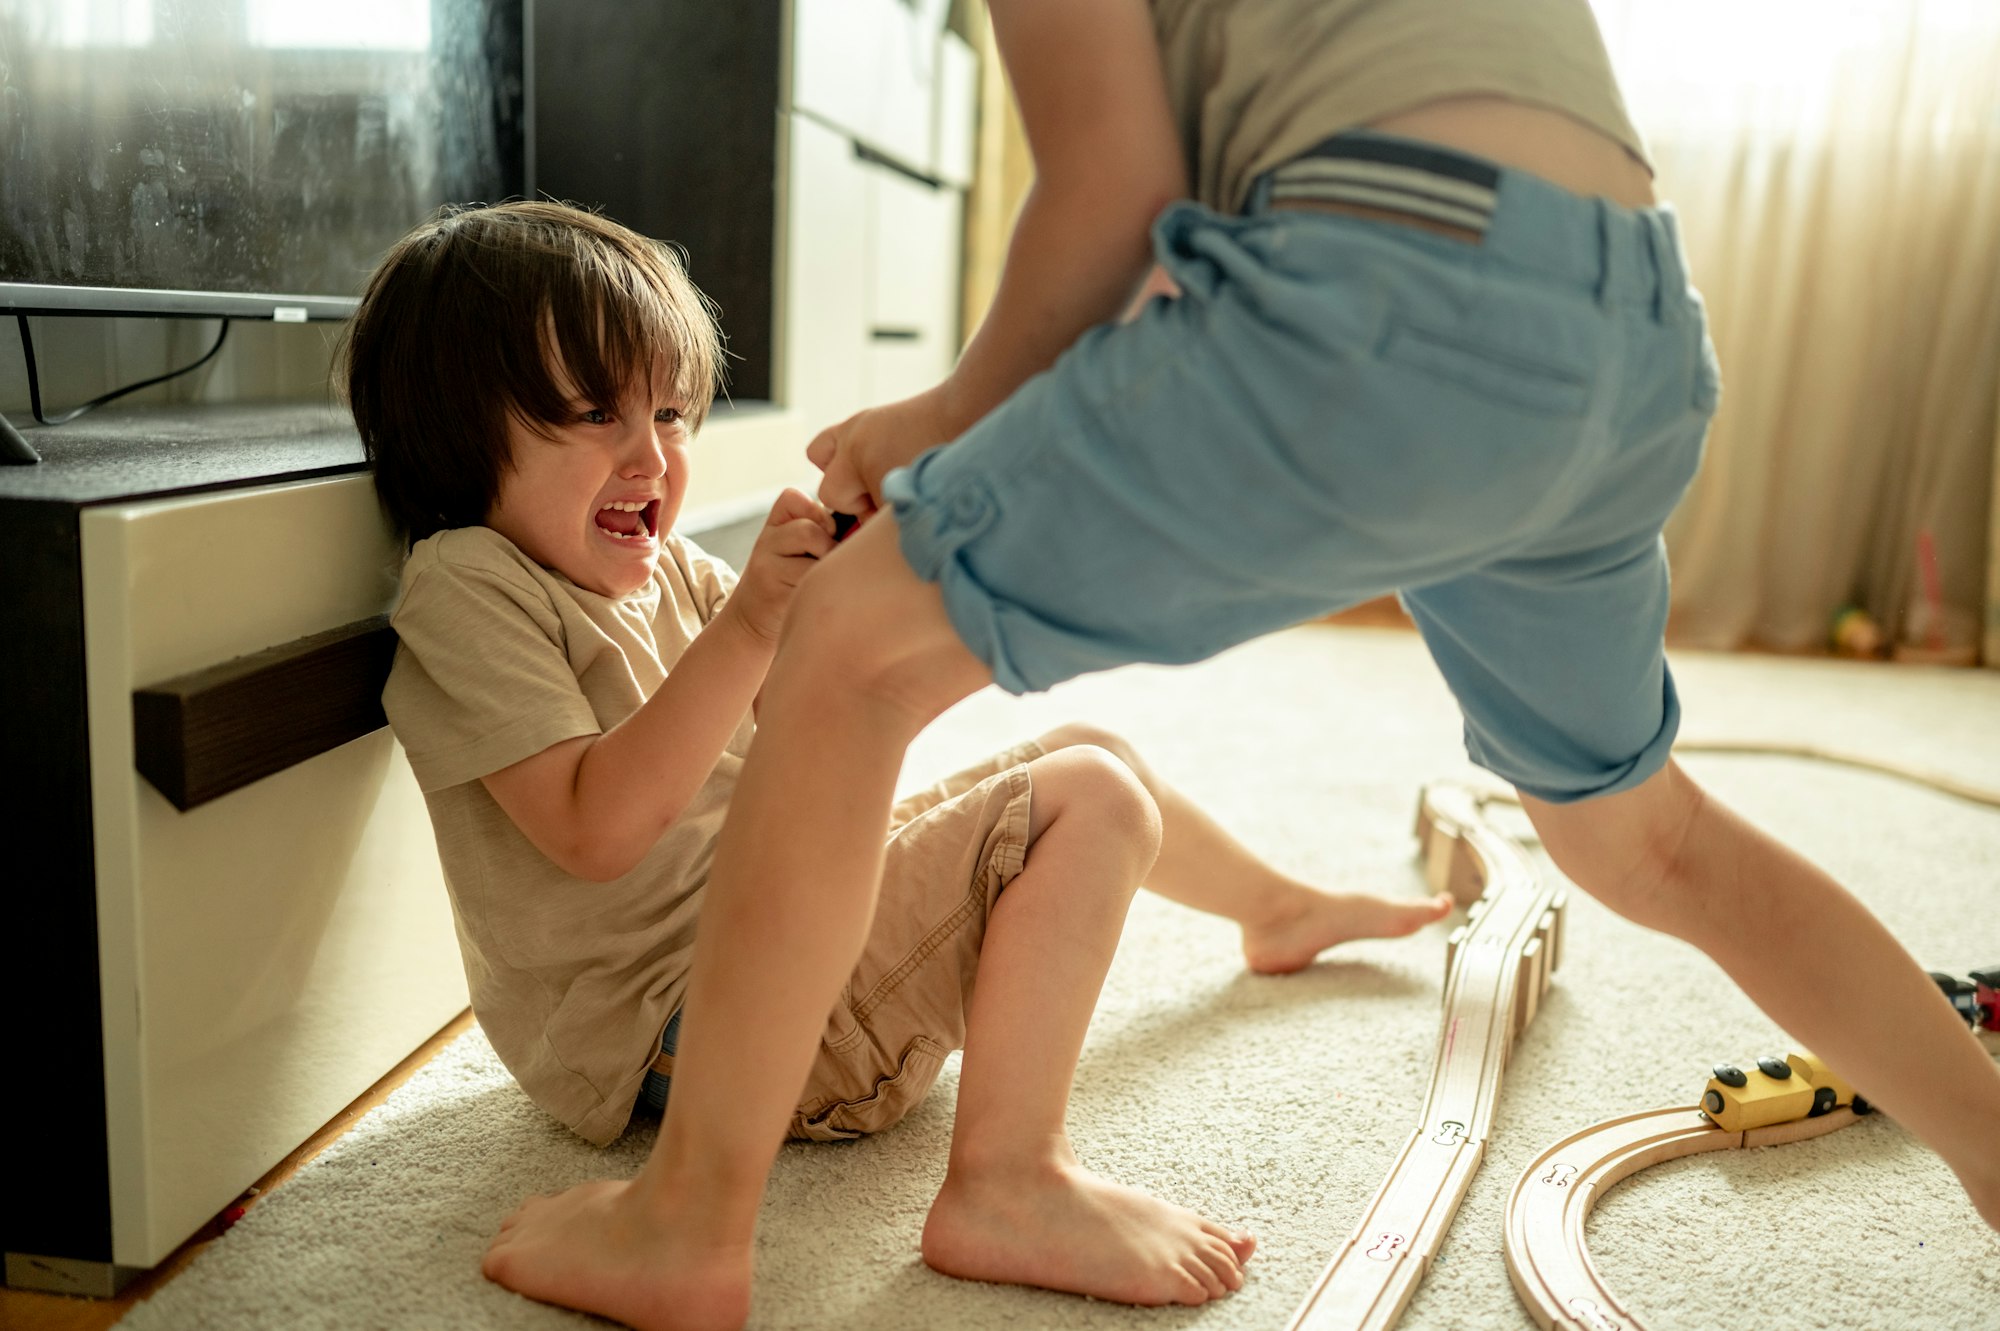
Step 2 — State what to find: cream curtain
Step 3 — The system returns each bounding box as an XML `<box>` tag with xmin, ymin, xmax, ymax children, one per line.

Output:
<box><xmin>1989</xmin><ymin>382</ymin><xmax>2000</xmax><ymax>664</ymax></box>
<box><xmin>1590</xmin><ymin>0</ymin><xmax>2000</xmax><ymax>663</ymax></box>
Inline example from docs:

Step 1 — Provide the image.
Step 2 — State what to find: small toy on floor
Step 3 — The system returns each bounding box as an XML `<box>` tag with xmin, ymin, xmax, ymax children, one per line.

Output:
<box><xmin>1699</xmin><ymin>1048</ymin><xmax>1869</xmax><ymax>1131</ymax></box>
<box><xmin>1931</xmin><ymin>967</ymin><xmax>2000</xmax><ymax>1032</ymax></box>
<box><xmin>1830</xmin><ymin>604</ymin><xmax>1884</xmax><ymax>658</ymax></box>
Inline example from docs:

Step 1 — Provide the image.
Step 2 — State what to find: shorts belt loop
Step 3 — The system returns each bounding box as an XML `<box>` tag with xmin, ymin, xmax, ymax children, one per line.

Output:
<box><xmin>1651</xmin><ymin>209</ymin><xmax>1691</xmax><ymax>316</ymax></box>
<box><xmin>1638</xmin><ymin>212</ymin><xmax>1668</xmax><ymax>321</ymax></box>
<box><xmin>1245</xmin><ymin>172</ymin><xmax>1275</xmax><ymax>215</ymax></box>
<box><xmin>1592</xmin><ymin>199</ymin><xmax>1617</xmax><ymax>308</ymax></box>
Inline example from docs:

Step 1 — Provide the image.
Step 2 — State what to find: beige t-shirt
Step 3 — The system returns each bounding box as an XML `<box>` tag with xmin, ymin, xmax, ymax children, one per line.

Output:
<box><xmin>383</xmin><ymin>526</ymin><xmax>745</xmax><ymax>1145</ymax></box>
<box><xmin>1150</xmin><ymin>0</ymin><xmax>1649</xmax><ymax>214</ymax></box>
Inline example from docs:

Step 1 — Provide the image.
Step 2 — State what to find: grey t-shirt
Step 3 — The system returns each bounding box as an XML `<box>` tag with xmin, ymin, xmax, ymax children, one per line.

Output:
<box><xmin>1151</xmin><ymin>0</ymin><xmax>1650</xmax><ymax>213</ymax></box>
<box><xmin>383</xmin><ymin>526</ymin><xmax>744</xmax><ymax>1145</ymax></box>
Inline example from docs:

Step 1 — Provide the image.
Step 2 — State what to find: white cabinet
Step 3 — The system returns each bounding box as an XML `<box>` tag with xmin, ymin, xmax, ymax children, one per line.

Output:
<box><xmin>866</xmin><ymin>165</ymin><xmax>963</xmax><ymax>404</ymax></box>
<box><xmin>79</xmin><ymin>474</ymin><xmax>466</xmax><ymax>1272</ymax></box>
<box><xmin>791</xmin><ymin>0</ymin><xmax>970</xmax><ymax>179</ymax></box>
<box><xmin>780</xmin><ymin>1</ymin><xmax>974</xmax><ymax>431</ymax></box>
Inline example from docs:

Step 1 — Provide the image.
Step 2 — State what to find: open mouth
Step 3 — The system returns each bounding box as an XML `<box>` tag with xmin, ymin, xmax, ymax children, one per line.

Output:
<box><xmin>593</xmin><ymin>498</ymin><xmax>660</xmax><ymax>543</ymax></box>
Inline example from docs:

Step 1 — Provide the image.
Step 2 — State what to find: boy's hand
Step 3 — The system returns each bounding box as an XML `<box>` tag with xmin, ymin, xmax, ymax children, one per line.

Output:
<box><xmin>806</xmin><ymin>386</ymin><xmax>955</xmax><ymax>525</ymax></box>
<box><xmin>723</xmin><ymin>488</ymin><xmax>837</xmax><ymax>644</ymax></box>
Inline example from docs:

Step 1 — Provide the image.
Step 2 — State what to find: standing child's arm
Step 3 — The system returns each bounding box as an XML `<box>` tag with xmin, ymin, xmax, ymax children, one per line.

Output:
<box><xmin>810</xmin><ymin>0</ymin><xmax>1187</xmax><ymax>514</ymax></box>
<box><xmin>479</xmin><ymin>489</ymin><xmax>833</xmax><ymax>881</ymax></box>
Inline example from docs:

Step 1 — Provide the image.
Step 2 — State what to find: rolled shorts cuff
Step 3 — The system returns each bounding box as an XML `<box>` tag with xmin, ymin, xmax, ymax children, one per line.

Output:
<box><xmin>1483</xmin><ymin>670</ymin><xmax>1683</xmax><ymax>805</ymax></box>
<box><xmin>884</xmin><ymin>449</ymin><xmax>1039</xmax><ymax>695</ymax></box>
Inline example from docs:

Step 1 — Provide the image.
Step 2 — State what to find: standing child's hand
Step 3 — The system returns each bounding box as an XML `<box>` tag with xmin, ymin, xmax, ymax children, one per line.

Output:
<box><xmin>807</xmin><ymin>385</ymin><xmax>956</xmax><ymax>526</ymax></box>
<box><xmin>722</xmin><ymin>488</ymin><xmax>837</xmax><ymax>645</ymax></box>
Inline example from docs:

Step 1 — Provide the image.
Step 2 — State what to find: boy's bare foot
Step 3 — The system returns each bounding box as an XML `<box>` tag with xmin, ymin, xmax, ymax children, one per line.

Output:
<box><xmin>1242</xmin><ymin>887</ymin><xmax>1453</xmax><ymax>975</ymax></box>
<box><xmin>921</xmin><ymin>1158</ymin><xmax>1256</xmax><ymax>1305</ymax></box>
<box><xmin>482</xmin><ymin>1177</ymin><xmax>752</xmax><ymax>1331</ymax></box>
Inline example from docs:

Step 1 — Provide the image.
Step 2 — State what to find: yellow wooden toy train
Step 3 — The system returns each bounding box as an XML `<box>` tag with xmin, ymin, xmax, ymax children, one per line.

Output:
<box><xmin>1699</xmin><ymin>1050</ymin><xmax>1871</xmax><ymax>1133</ymax></box>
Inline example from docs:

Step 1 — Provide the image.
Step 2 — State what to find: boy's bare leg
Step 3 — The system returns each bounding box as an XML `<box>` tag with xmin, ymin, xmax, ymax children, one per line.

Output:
<box><xmin>921</xmin><ymin>746</ymin><xmax>1257</xmax><ymax>1303</ymax></box>
<box><xmin>1522</xmin><ymin>760</ymin><xmax>2000</xmax><ymax>1232</ymax></box>
<box><xmin>1035</xmin><ymin>723</ymin><xmax>1452</xmax><ymax>973</ymax></box>
<box><xmin>482</xmin><ymin>517</ymin><xmax>991</xmax><ymax>1331</ymax></box>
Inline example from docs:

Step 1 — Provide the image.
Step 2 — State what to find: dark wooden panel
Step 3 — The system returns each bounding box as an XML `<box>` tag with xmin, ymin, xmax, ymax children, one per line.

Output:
<box><xmin>0</xmin><ymin>498</ymin><xmax>113</xmax><ymax>1265</ymax></box>
<box><xmin>533</xmin><ymin>0</ymin><xmax>782</xmax><ymax>402</ymax></box>
<box><xmin>132</xmin><ymin>616</ymin><xmax>397</xmax><ymax>811</ymax></box>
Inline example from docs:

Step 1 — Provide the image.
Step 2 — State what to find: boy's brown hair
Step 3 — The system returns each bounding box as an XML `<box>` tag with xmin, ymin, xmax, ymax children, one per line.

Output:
<box><xmin>339</xmin><ymin>200</ymin><xmax>722</xmax><ymax>543</ymax></box>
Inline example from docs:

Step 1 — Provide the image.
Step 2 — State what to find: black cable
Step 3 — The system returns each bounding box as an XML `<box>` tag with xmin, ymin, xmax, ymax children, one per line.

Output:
<box><xmin>17</xmin><ymin>314</ymin><xmax>232</xmax><ymax>427</ymax></box>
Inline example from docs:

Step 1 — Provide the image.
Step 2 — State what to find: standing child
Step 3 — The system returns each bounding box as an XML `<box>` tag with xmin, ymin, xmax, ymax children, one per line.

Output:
<box><xmin>480</xmin><ymin>2</ymin><xmax>2000</xmax><ymax>1329</ymax></box>
<box><xmin>342</xmin><ymin>201</ymin><xmax>1451</xmax><ymax>1322</ymax></box>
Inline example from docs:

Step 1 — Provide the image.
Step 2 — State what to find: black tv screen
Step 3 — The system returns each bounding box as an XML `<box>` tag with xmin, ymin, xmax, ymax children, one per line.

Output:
<box><xmin>0</xmin><ymin>0</ymin><xmax>524</xmax><ymax>321</ymax></box>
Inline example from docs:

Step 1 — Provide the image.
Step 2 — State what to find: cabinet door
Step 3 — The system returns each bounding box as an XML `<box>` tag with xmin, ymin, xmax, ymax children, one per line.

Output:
<box><xmin>783</xmin><ymin>112</ymin><xmax>871</xmax><ymax>425</ymax></box>
<box><xmin>81</xmin><ymin>474</ymin><xmax>467</xmax><ymax>1267</ymax></box>
<box><xmin>792</xmin><ymin>0</ymin><xmax>945</xmax><ymax>172</ymax></box>
<box><xmin>866</xmin><ymin>163</ymin><xmax>962</xmax><ymax>403</ymax></box>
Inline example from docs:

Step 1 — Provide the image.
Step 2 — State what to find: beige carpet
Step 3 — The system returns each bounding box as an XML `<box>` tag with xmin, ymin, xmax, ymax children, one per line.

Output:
<box><xmin>116</xmin><ymin>626</ymin><xmax>2000</xmax><ymax>1331</ymax></box>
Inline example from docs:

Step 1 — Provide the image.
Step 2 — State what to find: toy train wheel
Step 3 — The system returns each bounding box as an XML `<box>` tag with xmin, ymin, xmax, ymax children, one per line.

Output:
<box><xmin>1852</xmin><ymin>1094</ymin><xmax>1872</xmax><ymax>1115</ymax></box>
<box><xmin>1809</xmin><ymin>1086</ymin><xmax>1836</xmax><ymax>1117</ymax></box>
<box><xmin>1702</xmin><ymin>1089</ymin><xmax>1724</xmax><ymax>1116</ymax></box>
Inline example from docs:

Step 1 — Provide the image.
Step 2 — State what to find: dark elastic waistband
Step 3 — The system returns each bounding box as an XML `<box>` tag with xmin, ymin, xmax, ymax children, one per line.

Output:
<box><xmin>1268</xmin><ymin>132</ymin><xmax>1502</xmax><ymax>235</ymax></box>
<box><xmin>1259</xmin><ymin>129</ymin><xmax>1693</xmax><ymax>312</ymax></box>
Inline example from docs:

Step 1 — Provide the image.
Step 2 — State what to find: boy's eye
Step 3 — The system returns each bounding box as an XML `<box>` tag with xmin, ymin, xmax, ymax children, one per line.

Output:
<box><xmin>655</xmin><ymin>407</ymin><xmax>682</xmax><ymax>425</ymax></box>
<box><xmin>580</xmin><ymin>407</ymin><xmax>612</xmax><ymax>426</ymax></box>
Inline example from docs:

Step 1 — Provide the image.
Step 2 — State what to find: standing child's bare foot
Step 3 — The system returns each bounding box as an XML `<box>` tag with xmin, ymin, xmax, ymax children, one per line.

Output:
<box><xmin>482</xmin><ymin>1177</ymin><xmax>753</xmax><ymax>1331</ymax></box>
<box><xmin>1241</xmin><ymin>886</ymin><xmax>1453</xmax><ymax>975</ymax></box>
<box><xmin>921</xmin><ymin>1156</ymin><xmax>1256</xmax><ymax>1305</ymax></box>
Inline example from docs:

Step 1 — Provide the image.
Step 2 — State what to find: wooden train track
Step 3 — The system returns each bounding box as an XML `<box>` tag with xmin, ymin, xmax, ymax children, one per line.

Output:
<box><xmin>1501</xmin><ymin>1103</ymin><xmax>1863</xmax><ymax>1331</ymax></box>
<box><xmin>1286</xmin><ymin>784</ymin><xmax>1566</xmax><ymax>1331</ymax></box>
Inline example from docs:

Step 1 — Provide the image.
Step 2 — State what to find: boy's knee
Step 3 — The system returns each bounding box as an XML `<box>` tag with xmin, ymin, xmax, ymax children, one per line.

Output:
<box><xmin>774</xmin><ymin>552</ymin><xmax>963</xmax><ymax>724</ymax></box>
<box><xmin>1521</xmin><ymin>762</ymin><xmax>1710</xmax><ymax>935</ymax></box>
<box><xmin>766</xmin><ymin>513</ymin><xmax>996</xmax><ymax>731</ymax></box>
<box><xmin>1037</xmin><ymin>721</ymin><xmax>1140</xmax><ymax>770</ymax></box>
<box><xmin>1038</xmin><ymin>746</ymin><xmax>1162</xmax><ymax>868</ymax></box>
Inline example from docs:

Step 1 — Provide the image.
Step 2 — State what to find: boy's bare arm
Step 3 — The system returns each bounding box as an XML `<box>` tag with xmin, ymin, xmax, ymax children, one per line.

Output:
<box><xmin>948</xmin><ymin>0</ymin><xmax>1186</xmax><ymax>428</ymax></box>
<box><xmin>480</xmin><ymin>490</ymin><xmax>833</xmax><ymax>881</ymax></box>
<box><xmin>813</xmin><ymin>0</ymin><xmax>1186</xmax><ymax>512</ymax></box>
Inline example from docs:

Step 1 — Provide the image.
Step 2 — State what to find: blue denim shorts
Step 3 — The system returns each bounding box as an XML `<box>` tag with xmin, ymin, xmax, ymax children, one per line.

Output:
<box><xmin>884</xmin><ymin>131</ymin><xmax>1719</xmax><ymax>803</ymax></box>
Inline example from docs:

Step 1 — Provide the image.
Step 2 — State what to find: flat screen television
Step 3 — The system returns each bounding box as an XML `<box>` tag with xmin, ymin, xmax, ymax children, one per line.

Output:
<box><xmin>0</xmin><ymin>0</ymin><xmax>525</xmax><ymax>323</ymax></box>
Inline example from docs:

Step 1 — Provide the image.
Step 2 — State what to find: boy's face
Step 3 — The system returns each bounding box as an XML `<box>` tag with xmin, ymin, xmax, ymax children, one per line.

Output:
<box><xmin>486</xmin><ymin>374</ymin><xmax>691</xmax><ymax>598</ymax></box>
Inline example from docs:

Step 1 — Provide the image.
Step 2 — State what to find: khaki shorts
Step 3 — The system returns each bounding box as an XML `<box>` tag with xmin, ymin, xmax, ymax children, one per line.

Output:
<box><xmin>786</xmin><ymin>740</ymin><xmax>1042</xmax><ymax>1141</ymax></box>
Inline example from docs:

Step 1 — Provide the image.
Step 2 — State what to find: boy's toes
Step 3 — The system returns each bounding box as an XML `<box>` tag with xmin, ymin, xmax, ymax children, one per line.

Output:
<box><xmin>1179</xmin><ymin>1257</ymin><xmax>1223</xmax><ymax>1303</ymax></box>
<box><xmin>1204</xmin><ymin>1220</ymin><xmax>1256</xmax><ymax>1263</ymax></box>
<box><xmin>1201</xmin><ymin>1238</ymin><xmax>1245</xmax><ymax>1290</ymax></box>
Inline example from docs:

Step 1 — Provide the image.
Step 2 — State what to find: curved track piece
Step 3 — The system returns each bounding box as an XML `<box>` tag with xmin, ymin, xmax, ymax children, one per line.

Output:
<box><xmin>1287</xmin><ymin>784</ymin><xmax>1566</xmax><ymax>1331</ymax></box>
<box><xmin>1503</xmin><ymin>1105</ymin><xmax>1862</xmax><ymax>1331</ymax></box>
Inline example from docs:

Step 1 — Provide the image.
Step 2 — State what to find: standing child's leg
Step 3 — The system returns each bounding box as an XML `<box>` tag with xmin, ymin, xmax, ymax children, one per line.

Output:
<box><xmin>1034</xmin><ymin>723</ymin><xmax>1453</xmax><ymax>973</ymax></box>
<box><xmin>921</xmin><ymin>744</ymin><xmax>1255</xmax><ymax>1303</ymax></box>
<box><xmin>1522</xmin><ymin>760</ymin><xmax>2000</xmax><ymax>1231</ymax></box>
<box><xmin>482</xmin><ymin>518</ymin><xmax>1016</xmax><ymax>1331</ymax></box>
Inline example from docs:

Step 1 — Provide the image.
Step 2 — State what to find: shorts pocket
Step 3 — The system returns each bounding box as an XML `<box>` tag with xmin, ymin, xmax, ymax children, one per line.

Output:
<box><xmin>1381</xmin><ymin>318</ymin><xmax>1592</xmax><ymax>417</ymax></box>
<box><xmin>790</xmin><ymin>1036</ymin><xmax>949</xmax><ymax>1142</ymax></box>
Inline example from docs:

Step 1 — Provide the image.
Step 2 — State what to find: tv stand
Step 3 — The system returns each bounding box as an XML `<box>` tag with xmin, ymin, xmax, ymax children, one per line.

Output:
<box><xmin>0</xmin><ymin>402</ymin><xmax>468</xmax><ymax>1294</ymax></box>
